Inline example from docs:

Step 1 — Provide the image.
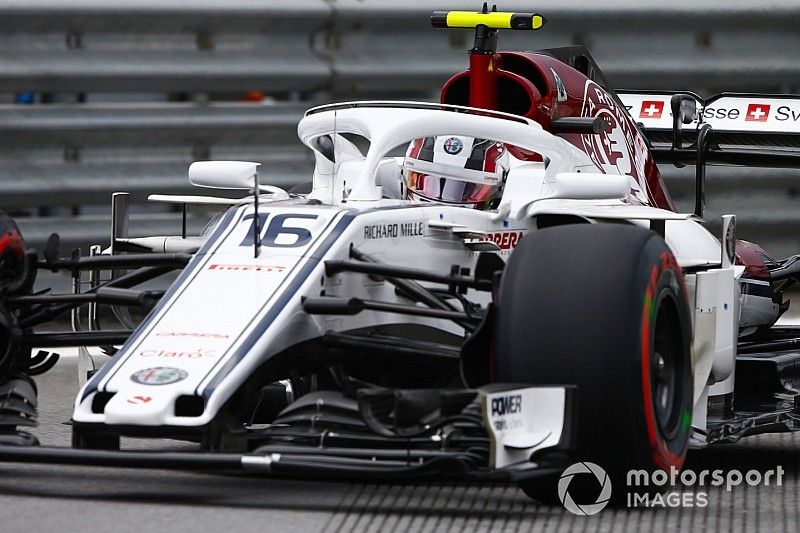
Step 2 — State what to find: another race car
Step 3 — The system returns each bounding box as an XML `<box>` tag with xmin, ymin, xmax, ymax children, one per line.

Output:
<box><xmin>1</xmin><ymin>8</ymin><xmax>799</xmax><ymax>502</ymax></box>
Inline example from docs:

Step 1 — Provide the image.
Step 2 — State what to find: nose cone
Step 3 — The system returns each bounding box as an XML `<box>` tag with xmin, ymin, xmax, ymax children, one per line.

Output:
<box><xmin>103</xmin><ymin>389</ymin><xmax>178</xmax><ymax>426</ymax></box>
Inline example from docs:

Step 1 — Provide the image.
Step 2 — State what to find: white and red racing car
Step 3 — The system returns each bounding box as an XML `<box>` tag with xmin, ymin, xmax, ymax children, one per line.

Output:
<box><xmin>0</xmin><ymin>9</ymin><xmax>798</xmax><ymax>503</ymax></box>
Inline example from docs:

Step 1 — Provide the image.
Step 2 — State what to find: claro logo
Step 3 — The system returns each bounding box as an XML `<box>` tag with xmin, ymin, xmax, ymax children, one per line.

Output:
<box><xmin>139</xmin><ymin>348</ymin><xmax>215</xmax><ymax>359</ymax></box>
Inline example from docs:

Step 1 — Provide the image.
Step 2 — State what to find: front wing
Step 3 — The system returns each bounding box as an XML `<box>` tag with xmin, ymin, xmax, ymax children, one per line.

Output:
<box><xmin>0</xmin><ymin>384</ymin><xmax>575</xmax><ymax>482</ymax></box>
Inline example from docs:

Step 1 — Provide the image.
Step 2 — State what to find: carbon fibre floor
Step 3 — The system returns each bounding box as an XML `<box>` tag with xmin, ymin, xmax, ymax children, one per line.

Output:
<box><xmin>0</xmin><ymin>357</ymin><xmax>797</xmax><ymax>532</ymax></box>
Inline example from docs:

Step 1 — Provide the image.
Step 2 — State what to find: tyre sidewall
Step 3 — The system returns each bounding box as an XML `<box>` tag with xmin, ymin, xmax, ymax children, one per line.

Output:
<box><xmin>493</xmin><ymin>224</ymin><xmax>693</xmax><ymax>481</ymax></box>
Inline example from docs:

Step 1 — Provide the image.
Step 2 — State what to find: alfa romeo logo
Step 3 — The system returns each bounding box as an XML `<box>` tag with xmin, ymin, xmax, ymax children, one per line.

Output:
<box><xmin>558</xmin><ymin>462</ymin><xmax>613</xmax><ymax>516</ymax></box>
<box><xmin>443</xmin><ymin>137</ymin><xmax>463</xmax><ymax>155</ymax></box>
<box><xmin>579</xmin><ymin>80</ymin><xmax>650</xmax><ymax>204</ymax></box>
<box><xmin>131</xmin><ymin>367</ymin><xmax>188</xmax><ymax>386</ymax></box>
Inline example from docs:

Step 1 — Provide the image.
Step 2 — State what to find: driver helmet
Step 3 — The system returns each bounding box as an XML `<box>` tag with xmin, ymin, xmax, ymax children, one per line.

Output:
<box><xmin>402</xmin><ymin>136</ymin><xmax>509</xmax><ymax>209</ymax></box>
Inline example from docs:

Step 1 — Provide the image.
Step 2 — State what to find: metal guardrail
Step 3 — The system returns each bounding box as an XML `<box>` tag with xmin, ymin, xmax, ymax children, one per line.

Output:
<box><xmin>3</xmin><ymin>1</ymin><xmax>800</xmax><ymax>256</ymax></box>
<box><xmin>2</xmin><ymin>1</ymin><xmax>800</xmax><ymax>95</ymax></box>
<box><xmin>0</xmin><ymin>103</ymin><xmax>312</xmax><ymax>207</ymax></box>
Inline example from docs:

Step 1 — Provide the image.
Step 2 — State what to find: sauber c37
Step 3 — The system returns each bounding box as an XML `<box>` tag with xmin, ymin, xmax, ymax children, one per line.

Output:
<box><xmin>1</xmin><ymin>9</ymin><xmax>799</xmax><ymax>502</ymax></box>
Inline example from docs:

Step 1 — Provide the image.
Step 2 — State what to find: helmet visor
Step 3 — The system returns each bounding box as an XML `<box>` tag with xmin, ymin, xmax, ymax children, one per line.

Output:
<box><xmin>404</xmin><ymin>170</ymin><xmax>500</xmax><ymax>205</ymax></box>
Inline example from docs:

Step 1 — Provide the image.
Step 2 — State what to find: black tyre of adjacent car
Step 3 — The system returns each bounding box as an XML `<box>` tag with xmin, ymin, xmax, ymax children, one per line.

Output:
<box><xmin>0</xmin><ymin>210</ymin><xmax>26</xmax><ymax>379</ymax></box>
<box><xmin>493</xmin><ymin>223</ymin><xmax>693</xmax><ymax>503</ymax></box>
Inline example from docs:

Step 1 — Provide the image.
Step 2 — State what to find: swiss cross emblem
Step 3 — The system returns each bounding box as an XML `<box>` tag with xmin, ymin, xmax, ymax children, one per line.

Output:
<box><xmin>746</xmin><ymin>103</ymin><xmax>770</xmax><ymax>122</ymax></box>
<box><xmin>639</xmin><ymin>101</ymin><xmax>664</xmax><ymax>119</ymax></box>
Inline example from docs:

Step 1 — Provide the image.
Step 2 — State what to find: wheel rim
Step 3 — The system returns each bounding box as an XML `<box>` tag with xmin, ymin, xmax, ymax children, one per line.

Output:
<box><xmin>651</xmin><ymin>291</ymin><xmax>685</xmax><ymax>441</ymax></box>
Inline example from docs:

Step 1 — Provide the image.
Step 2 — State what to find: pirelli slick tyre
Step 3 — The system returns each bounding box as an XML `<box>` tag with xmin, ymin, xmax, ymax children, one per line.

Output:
<box><xmin>493</xmin><ymin>223</ymin><xmax>693</xmax><ymax>504</ymax></box>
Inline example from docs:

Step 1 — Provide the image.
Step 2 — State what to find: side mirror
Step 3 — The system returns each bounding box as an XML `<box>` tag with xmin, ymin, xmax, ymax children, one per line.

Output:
<box><xmin>669</xmin><ymin>94</ymin><xmax>700</xmax><ymax>169</ymax></box>
<box><xmin>550</xmin><ymin>172</ymin><xmax>629</xmax><ymax>201</ymax></box>
<box><xmin>671</xmin><ymin>94</ymin><xmax>697</xmax><ymax>125</ymax></box>
<box><xmin>189</xmin><ymin>161</ymin><xmax>260</xmax><ymax>190</ymax></box>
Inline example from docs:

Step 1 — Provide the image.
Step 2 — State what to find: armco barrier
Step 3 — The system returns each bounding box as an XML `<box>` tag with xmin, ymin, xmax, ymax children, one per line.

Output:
<box><xmin>2</xmin><ymin>1</ymin><xmax>799</xmax><ymax>255</ymax></box>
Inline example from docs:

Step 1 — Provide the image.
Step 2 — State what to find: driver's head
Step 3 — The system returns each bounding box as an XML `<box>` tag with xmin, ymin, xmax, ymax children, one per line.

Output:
<box><xmin>402</xmin><ymin>136</ymin><xmax>509</xmax><ymax>209</ymax></box>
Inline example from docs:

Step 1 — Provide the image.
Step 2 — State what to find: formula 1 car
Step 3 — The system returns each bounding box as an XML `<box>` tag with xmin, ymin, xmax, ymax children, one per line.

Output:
<box><xmin>1</xmin><ymin>7</ymin><xmax>800</xmax><ymax>503</ymax></box>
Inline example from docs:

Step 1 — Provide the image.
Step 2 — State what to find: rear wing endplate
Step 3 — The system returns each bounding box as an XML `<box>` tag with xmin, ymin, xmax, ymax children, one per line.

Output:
<box><xmin>617</xmin><ymin>91</ymin><xmax>800</xmax><ymax>218</ymax></box>
<box><xmin>618</xmin><ymin>91</ymin><xmax>800</xmax><ymax>168</ymax></box>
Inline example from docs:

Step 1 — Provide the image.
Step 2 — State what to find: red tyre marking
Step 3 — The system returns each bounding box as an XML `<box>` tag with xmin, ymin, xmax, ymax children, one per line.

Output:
<box><xmin>0</xmin><ymin>229</ymin><xmax>24</xmax><ymax>259</ymax></box>
<box><xmin>640</xmin><ymin>251</ymin><xmax>686</xmax><ymax>470</ymax></box>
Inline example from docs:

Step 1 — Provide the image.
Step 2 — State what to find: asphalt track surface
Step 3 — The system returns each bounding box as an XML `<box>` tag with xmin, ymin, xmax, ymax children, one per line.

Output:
<box><xmin>1</xmin><ymin>357</ymin><xmax>799</xmax><ymax>532</ymax></box>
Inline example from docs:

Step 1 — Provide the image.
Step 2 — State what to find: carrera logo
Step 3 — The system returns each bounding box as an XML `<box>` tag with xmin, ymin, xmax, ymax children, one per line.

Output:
<box><xmin>208</xmin><ymin>263</ymin><xmax>285</xmax><ymax>273</ymax></box>
<box><xmin>746</xmin><ymin>104</ymin><xmax>770</xmax><ymax>122</ymax></box>
<box><xmin>485</xmin><ymin>231</ymin><xmax>524</xmax><ymax>250</ymax></box>
<box><xmin>639</xmin><ymin>101</ymin><xmax>664</xmax><ymax>119</ymax></box>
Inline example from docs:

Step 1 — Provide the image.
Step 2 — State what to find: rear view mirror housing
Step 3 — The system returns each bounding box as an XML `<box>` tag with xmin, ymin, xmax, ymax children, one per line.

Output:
<box><xmin>550</xmin><ymin>172</ymin><xmax>629</xmax><ymax>201</ymax></box>
<box><xmin>189</xmin><ymin>161</ymin><xmax>260</xmax><ymax>190</ymax></box>
<box><xmin>671</xmin><ymin>94</ymin><xmax>698</xmax><ymax>125</ymax></box>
